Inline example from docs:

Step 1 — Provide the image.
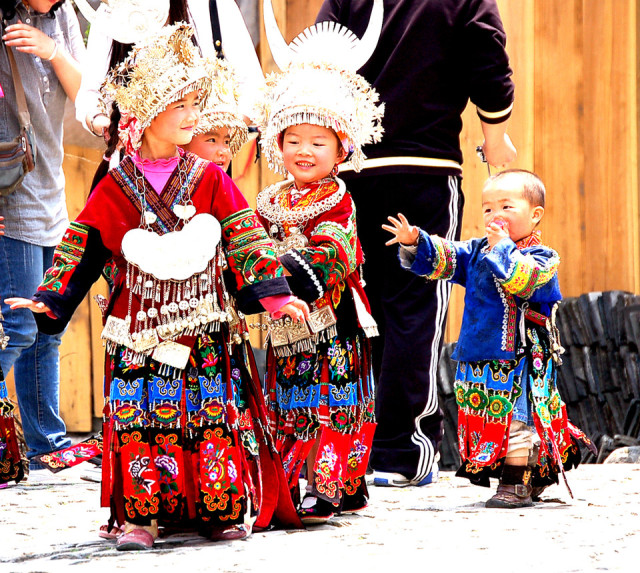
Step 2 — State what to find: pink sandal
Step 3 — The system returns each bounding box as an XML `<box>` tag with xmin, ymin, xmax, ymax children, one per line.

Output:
<box><xmin>116</xmin><ymin>527</ymin><xmax>155</xmax><ymax>551</ymax></box>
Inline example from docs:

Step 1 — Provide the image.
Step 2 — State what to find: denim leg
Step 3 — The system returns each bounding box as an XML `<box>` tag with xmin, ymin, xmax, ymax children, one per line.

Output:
<box><xmin>0</xmin><ymin>238</ymin><xmax>70</xmax><ymax>458</ymax></box>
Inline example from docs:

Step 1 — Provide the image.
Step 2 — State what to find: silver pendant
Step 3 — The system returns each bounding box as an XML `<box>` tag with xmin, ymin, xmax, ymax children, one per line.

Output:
<box><xmin>144</xmin><ymin>211</ymin><xmax>157</xmax><ymax>225</ymax></box>
<box><xmin>151</xmin><ymin>340</ymin><xmax>192</xmax><ymax>370</ymax></box>
<box><xmin>173</xmin><ymin>204</ymin><xmax>196</xmax><ymax>220</ymax></box>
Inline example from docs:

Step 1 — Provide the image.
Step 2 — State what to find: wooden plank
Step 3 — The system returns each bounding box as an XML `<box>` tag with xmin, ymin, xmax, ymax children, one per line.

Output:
<box><xmin>58</xmin><ymin>145</ymin><xmax>104</xmax><ymax>431</ymax></box>
<box><xmin>534</xmin><ymin>1</ymin><xmax>586</xmax><ymax>297</ymax></box>
<box><xmin>582</xmin><ymin>1</ymin><xmax>638</xmax><ymax>294</ymax></box>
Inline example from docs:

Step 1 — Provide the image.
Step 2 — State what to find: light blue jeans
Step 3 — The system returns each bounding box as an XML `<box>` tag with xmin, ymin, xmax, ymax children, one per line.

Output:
<box><xmin>0</xmin><ymin>236</ymin><xmax>70</xmax><ymax>462</ymax></box>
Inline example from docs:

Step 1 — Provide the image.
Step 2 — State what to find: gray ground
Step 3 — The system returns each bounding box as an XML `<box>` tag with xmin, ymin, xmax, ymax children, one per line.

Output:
<box><xmin>2</xmin><ymin>464</ymin><xmax>639</xmax><ymax>573</ymax></box>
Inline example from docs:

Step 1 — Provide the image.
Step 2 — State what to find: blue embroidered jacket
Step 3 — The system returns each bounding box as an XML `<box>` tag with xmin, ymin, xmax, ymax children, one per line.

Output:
<box><xmin>400</xmin><ymin>231</ymin><xmax>562</xmax><ymax>362</ymax></box>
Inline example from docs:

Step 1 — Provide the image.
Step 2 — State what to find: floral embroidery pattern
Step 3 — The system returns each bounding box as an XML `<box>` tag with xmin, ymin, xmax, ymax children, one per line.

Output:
<box><xmin>40</xmin><ymin>222</ymin><xmax>89</xmax><ymax>294</ymax></box>
<box><xmin>425</xmin><ymin>235</ymin><xmax>457</xmax><ymax>280</ymax></box>
<box><xmin>222</xmin><ymin>208</ymin><xmax>283</xmax><ymax>288</ymax></box>
<box><xmin>500</xmin><ymin>251</ymin><xmax>560</xmax><ymax>298</ymax></box>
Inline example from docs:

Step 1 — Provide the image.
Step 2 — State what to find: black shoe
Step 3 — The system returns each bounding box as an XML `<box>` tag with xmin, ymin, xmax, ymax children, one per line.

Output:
<box><xmin>298</xmin><ymin>495</ymin><xmax>335</xmax><ymax>525</ymax></box>
<box><xmin>340</xmin><ymin>492</ymin><xmax>368</xmax><ymax>515</ymax></box>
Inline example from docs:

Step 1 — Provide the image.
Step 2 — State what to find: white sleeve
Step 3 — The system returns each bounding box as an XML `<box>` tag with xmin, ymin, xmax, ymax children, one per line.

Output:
<box><xmin>74</xmin><ymin>24</ymin><xmax>113</xmax><ymax>130</ymax></box>
<box><xmin>214</xmin><ymin>0</ymin><xmax>265</xmax><ymax>120</ymax></box>
<box><xmin>60</xmin><ymin>2</ymin><xmax>86</xmax><ymax>62</ymax></box>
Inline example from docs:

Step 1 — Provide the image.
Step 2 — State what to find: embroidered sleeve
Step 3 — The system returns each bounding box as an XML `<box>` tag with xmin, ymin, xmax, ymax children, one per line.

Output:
<box><xmin>280</xmin><ymin>201</ymin><xmax>358</xmax><ymax>303</ymax></box>
<box><xmin>485</xmin><ymin>239</ymin><xmax>560</xmax><ymax>299</ymax></box>
<box><xmin>32</xmin><ymin>223</ymin><xmax>112</xmax><ymax>335</ymax></box>
<box><xmin>221</xmin><ymin>208</ymin><xmax>290</xmax><ymax>313</ymax></box>
<box><xmin>401</xmin><ymin>230</ymin><xmax>474</xmax><ymax>286</ymax></box>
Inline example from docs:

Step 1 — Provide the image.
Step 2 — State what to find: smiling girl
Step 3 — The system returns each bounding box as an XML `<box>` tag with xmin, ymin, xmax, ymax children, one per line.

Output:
<box><xmin>5</xmin><ymin>24</ymin><xmax>305</xmax><ymax>550</ymax></box>
<box><xmin>251</xmin><ymin>5</ymin><xmax>385</xmax><ymax>525</ymax></box>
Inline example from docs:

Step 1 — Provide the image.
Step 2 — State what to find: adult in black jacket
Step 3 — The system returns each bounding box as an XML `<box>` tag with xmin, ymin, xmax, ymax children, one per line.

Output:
<box><xmin>316</xmin><ymin>0</ymin><xmax>517</xmax><ymax>486</ymax></box>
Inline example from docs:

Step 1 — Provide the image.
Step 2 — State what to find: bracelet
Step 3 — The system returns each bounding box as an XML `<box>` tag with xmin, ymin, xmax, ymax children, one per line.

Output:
<box><xmin>46</xmin><ymin>42</ymin><xmax>58</xmax><ymax>61</ymax></box>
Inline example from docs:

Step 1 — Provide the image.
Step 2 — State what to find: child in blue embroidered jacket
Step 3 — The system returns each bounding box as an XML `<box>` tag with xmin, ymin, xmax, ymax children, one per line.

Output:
<box><xmin>383</xmin><ymin>169</ymin><xmax>595</xmax><ymax>508</ymax></box>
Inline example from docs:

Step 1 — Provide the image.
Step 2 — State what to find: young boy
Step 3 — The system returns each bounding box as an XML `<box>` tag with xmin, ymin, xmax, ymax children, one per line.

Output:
<box><xmin>384</xmin><ymin>169</ymin><xmax>595</xmax><ymax>508</ymax></box>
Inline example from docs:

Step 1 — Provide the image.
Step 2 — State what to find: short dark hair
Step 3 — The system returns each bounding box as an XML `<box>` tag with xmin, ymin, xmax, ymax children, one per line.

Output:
<box><xmin>487</xmin><ymin>168</ymin><xmax>546</xmax><ymax>208</ymax></box>
<box><xmin>1</xmin><ymin>0</ymin><xmax>65</xmax><ymax>21</ymax></box>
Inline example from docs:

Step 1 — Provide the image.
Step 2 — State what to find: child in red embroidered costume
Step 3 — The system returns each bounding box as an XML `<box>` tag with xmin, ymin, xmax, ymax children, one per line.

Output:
<box><xmin>6</xmin><ymin>24</ymin><xmax>308</xmax><ymax>549</ymax></box>
<box><xmin>384</xmin><ymin>169</ymin><xmax>596</xmax><ymax>508</ymax></box>
<box><xmin>251</xmin><ymin>1</ymin><xmax>384</xmax><ymax>524</ymax></box>
<box><xmin>0</xmin><ymin>312</ymin><xmax>26</xmax><ymax>486</ymax></box>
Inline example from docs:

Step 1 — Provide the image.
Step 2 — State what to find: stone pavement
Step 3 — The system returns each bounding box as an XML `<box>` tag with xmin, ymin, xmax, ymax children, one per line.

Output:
<box><xmin>1</xmin><ymin>464</ymin><xmax>639</xmax><ymax>573</ymax></box>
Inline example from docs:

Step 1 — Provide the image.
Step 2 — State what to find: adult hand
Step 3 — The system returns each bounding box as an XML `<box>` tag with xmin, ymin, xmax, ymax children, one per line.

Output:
<box><xmin>481</xmin><ymin>132</ymin><xmax>517</xmax><ymax>169</ymax></box>
<box><xmin>4</xmin><ymin>297</ymin><xmax>51</xmax><ymax>314</ymax></box>
<box><xmin>2</xmin><ymin>22</ymin><xmax>58</xmax><ymax>61</ymax></box>
<box><xmin>486</xmin><ymin>221</ymin><xmax>510</xmax><ymax>249</ymax></box>
<box><xmin>382</xmin><ymin>213</ymin><xmax>419</xmax><ymax>246</ymax></box>
<box><xmin>276</xmin><ymin>299</ymin><xmax>310</xmax><ymax>323</ymax></box>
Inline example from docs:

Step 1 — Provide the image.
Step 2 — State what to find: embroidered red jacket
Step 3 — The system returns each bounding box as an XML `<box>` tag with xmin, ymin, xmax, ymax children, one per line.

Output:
<box><xmin>33</xmin><ymin>153</ymin><xmax>290</xmax><ymax>334</ymax></box>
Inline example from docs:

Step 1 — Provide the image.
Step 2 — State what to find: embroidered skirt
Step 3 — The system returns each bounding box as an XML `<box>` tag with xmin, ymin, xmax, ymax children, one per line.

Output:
<box><xmin>103</xmin><ymin>332</ymin><xmax>292</xmax><ymax>531</ymax></box>
<box><xmin>0</xmin><ymin>364</ymin><xmax>25</xmax><ymax>485</ymax></box>
<box><xmin>454</xmin><ymin>321</ymin><xmax>593</xmax><ymax>488</ymax></box>
<box><xmin>265</xmin><ymin>330</ymin><xmax>376</xmax><ymax>504</ymax></box>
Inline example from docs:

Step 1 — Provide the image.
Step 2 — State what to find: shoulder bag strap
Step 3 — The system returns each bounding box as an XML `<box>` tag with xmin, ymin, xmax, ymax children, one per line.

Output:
<box><xmin>2</xmin><ymin>16</ymin><xmax>31</xmax><ymax>130</ymax></box>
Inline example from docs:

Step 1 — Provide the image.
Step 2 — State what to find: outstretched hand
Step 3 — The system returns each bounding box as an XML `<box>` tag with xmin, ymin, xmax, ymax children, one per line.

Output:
<box><xmin>4</xmin><ymin>297</ymin><xmax>51</xmax><ymax>314</ymax></box>
<box><xmin>382</xmin><ymin>213</ymin><xmax>419</xmax><ymax>246</ymax></box>
<box><xmin>277</xmin><ymin>298</ymin><xmax>310</xmax><ymax>323</ymax></box>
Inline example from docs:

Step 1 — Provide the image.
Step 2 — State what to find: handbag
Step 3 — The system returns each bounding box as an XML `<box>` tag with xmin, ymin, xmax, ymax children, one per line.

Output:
<box><xmin>0</xmin><ymin>36</ymin><xmax>37</xmax><ymax>196</ymax></box>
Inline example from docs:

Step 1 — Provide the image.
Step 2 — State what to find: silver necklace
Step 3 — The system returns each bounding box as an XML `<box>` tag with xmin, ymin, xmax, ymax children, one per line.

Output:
<box><xmin>256</xmin><ymin>177</ymin><xmax>346</xmax><ymax>227</ymax></box>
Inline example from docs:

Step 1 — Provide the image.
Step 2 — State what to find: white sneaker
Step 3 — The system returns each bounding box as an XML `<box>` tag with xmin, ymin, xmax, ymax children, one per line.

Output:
<box><xmin>370</xmin><ymin>461</ymin><xmax>439</xmax><ymax>488</ymax></box>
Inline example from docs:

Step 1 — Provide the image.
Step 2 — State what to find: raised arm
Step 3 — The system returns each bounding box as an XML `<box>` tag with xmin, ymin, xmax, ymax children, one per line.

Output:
<box><xmin>484</xmin><ymin>239</ymin><xmax>560</xmax><ymax>299</ymax></box>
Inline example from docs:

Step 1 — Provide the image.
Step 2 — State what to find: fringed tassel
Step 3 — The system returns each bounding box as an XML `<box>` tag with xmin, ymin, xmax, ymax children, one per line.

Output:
<box><xmin>351</xmin><ymin>287</ymin><xmax>378</xmax><ymax>338</ymax></box>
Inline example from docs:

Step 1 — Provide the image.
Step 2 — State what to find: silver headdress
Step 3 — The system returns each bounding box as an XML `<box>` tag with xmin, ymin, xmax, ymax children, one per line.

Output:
<box><xmin>193</xmin><ymin>59</ymin><xmax>249</xmax><ymax>158</ymax></box>
<box><xmin>101</xmin><ymin>23</ymin><xmax>212</xmax><ymax>155</ymax></box>
<box><xmin>255</xmin><ymin>0</ymin><xmax>385</xmax><ymax>174</ymax></box>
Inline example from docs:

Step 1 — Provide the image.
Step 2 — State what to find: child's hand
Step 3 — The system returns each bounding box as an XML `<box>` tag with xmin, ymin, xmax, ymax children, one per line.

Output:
<box><xmin>4</xmin><ymin>298</ymin><xmax>51</xmax><ymax>314</ymax></box>
<box><xmin>0</xmin><ymin>216</ymin><xmax>4</xmax><ymax>237</ymax></box>
<box><xmin>276</xmin><ymin>298</ymin><xmax>310</xmax><ymax>323</ymax></box>
<box><xmin>382</xmin><ymin>214</ymin><xmax>419</xmax><ymax>246</ymax></box>
<box><xmin>486</xmin><ymin>220</ymin><xmax>510</xmax><ymax>249</ymax></box>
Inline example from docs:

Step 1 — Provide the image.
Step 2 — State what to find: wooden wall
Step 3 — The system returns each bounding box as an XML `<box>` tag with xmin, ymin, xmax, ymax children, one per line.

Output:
<box><xmin>448</xmin><ymin>0</ymin><xmax>639</xmax><ymax>338</ymax></box>
<box><xmin>8</xmin><ymin>0</ymin><xmax>638</xmax><ymax>432</ymax></box>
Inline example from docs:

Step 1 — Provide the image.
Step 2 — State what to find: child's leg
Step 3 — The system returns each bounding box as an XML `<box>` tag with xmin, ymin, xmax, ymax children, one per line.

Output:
<box><xmin>486</xmin><ymin>421</ymin><xmax>534</xmax><ymax>509</ymax></box>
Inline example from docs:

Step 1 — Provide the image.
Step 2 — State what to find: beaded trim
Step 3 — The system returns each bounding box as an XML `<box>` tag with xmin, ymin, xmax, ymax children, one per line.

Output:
<box><xmin>289</xmin><ymin>249</ymin><xmax>324</xmax><ymax>299</ymax></box>
<box><xmin>257</xmin><ymin>177</ymin><xmax>346</xmax><ymax>227</ymax></box>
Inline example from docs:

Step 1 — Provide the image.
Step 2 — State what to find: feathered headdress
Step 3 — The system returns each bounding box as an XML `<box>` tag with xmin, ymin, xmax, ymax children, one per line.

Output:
<box><xmin>255</xmin><ymin>0</ymin><xmax>385</xmax><ymax>174</ymax></box>
<box><xmin>101</xmin><ymin>23</ymin><xmax>212</xmax><ymax>155</ymax></box>
<box><xmin>74</xmin><ymin>0</ymin><xmax>170</xmax><ymax>45</ymax></box>
<box><xmin>193</xmin><ymin>59</ymin><xmax>249</xmax><ymax>158</ymax></box>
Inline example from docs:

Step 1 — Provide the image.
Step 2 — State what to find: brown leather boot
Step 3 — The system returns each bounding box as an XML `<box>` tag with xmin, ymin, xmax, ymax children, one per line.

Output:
<box><xmin>485</xmin><ymin>465</ymin><xmax>533</xmax><ymax>509</ymax></box>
